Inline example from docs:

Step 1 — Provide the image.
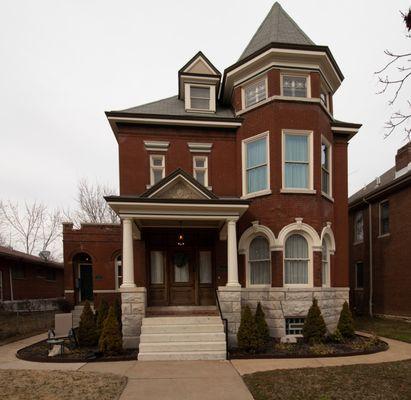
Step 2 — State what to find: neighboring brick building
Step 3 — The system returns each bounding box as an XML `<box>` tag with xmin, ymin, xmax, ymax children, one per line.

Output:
<box><xmin>0</xmin><ymin>246</ymin><xmax>64</xmax><ymax>302</ymax></box>
<box><xmin>63</xmin><ymin>2</ymin><xmax>361</xmax><ymax>351</ymax></box>
<box><xmin>349</xmin><ymin>142</ymin><xmax>411</xmax><ymax>317</ymax></box>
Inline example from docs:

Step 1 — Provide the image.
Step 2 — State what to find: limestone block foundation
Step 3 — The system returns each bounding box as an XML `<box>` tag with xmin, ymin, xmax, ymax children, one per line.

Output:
<box><xmin>218</xmin><ymin>287</ymin><xmax>349</xmax><ymax>347</ymax></box>
<box><xmin>121</xmin><ymin>287</ymin><xmax>146</xmax><ymax>349</ymax></box>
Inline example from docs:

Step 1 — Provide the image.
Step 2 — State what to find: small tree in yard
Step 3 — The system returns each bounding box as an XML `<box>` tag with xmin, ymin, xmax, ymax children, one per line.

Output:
<box><xmin>237</xmin><ymin>305</ymin><xmax>259</xmax><ymax>354</ymax></box>
<box><xmin>337</xmin><ymin>301</ymin><xmax>355</xmax><ymax>338</ymax></box>
<box><xmin>99</xmin><ymin>306</ymin><xmax>123</xmax><ymax>355</ymax></box>
<box><xmin>255</xmin><ymin>302</ymin><xmax>270</xmax><ymax>348</ymax></box>
<box><xmin>96</xmin><ymin>298</ymin><xmax>109</xmax><ymax>337</ymax></box>
<box><xmin>113</xmin><ymin>296</ymin><xmax>122</xmax><ymax>331</ymax></box>
<box><xmin>78</xmin><ymin>301</ymin><xmax>98</xmax><ymax>347</ymax></box>
<box><xmin>302</xmin><ymin>298</ymin><xmax>326</xmax><ymax>344</ymax></box>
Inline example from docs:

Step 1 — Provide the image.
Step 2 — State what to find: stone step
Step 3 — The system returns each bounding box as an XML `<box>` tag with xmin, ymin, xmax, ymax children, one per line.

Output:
<box><xmin>142</xmin><ymin>316</ymin><xmax>222</xmax><ymax>326</ymax></box>
<box><xmin>137</xmin><ymin>350</ymin><xmax>226</xmax><ymax>361</ymax></box>
<box><xmin>141</xmin><ymin>323</ymin><xmax>224</xmax><ymax>334</ymax></box>
<box><xmin>139</xmin><ymin>332</ymin><xmax>226</xmax><ymax>343</ymax></box>
<box><xmin>139</xmin><ymin>341</ymin><xmax>226</xmax><ymax>353</ymax></box>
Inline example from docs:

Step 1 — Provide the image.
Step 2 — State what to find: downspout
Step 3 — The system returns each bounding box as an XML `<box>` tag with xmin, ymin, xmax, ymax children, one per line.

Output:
<box><xmin>9</xmin><ymin>266</ymin><xmax>14</xmax><ymax>301</ymax></box>
<box><xmin>363</xmin><ymin>197</ymin><xmax>373</xmax><ymax>317</ymax></box>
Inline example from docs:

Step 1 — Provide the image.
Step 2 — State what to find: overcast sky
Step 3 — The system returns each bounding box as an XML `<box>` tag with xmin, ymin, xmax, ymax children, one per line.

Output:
<box><xmin>1</xmin><ymin>0</ymin><xmax>410</xmax><ymax>211</ymax></box>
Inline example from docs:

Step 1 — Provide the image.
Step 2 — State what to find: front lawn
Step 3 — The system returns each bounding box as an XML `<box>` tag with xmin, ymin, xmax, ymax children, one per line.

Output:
<box><xmin>1</xmin><ymin>369</ymin><xmax>127</xmax><ymax>400</ymax></box>
<box><xmin>243</xmin><ymin>360</ymin><xmax>411</xmax><ymax>400</ymax></box>
<box><xmin>355</xmin><ymin>316</ymin><xmax>411</xmax><ymax>343</ymax></box>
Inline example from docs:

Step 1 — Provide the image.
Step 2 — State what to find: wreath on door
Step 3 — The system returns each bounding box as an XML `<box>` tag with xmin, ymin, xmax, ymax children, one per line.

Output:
<box><xmin>174</xmin><ymin>252</ymin><xmax>189</xmax><ymax>268</ymax></box>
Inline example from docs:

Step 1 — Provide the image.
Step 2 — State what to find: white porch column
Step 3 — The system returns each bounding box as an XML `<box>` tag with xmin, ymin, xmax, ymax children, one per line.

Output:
<box><xmin>226</xmin><ymin>218</ymin><xmax>240</xmax><ymax>287</ymax></box>
<box><xmin>121</xmin><ymin>218</ymin><xmax>136</xmax><ymax>289</ymax></box>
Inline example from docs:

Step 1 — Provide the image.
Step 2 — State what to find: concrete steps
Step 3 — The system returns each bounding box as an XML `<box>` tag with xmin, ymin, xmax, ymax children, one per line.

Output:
<box><xmin>138</xmin><ymin>314</ymin><xmax>226</xmax><ymax>361</ymax></box>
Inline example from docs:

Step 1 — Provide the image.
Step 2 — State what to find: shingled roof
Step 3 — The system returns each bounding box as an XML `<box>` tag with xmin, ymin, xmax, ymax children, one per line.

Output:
<box><xmin>111</xmin><ymin>95</ymin><xmax>235</xmax><ymax>119</ymax></box>
<box><xmin>239</xmin><ymin>2</ymin><xmax>315</xmax><ymax>61</ymax></box>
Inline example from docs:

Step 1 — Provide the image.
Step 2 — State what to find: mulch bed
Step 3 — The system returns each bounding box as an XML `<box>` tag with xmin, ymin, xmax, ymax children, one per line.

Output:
<box><xmin>230</xmin><ymin>335</ymin><xmax>388</xmax><ymax>359</ymax></box>
<box><xmin>16</xmin><ymin>339</ymin><xmax>137</xmax><ymax>363</ymax></box>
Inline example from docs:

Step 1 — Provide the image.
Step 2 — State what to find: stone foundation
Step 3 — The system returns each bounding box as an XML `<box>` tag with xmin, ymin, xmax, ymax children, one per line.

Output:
<box><xmin>0</xmin><ymin>297</ymin><xmax>64</xmax><ymax>312</ymax></box>
<box><xmin>121</xmin><ymin>287</ymin><xmax>146</xmax><ymax>349</ymax></box>
<box><xmin>217</xmin><ymin>287</ymin><xmax>349</xmax><ymax>347</ymax></box>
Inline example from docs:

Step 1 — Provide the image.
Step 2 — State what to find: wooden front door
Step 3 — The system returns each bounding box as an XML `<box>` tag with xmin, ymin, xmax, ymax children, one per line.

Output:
<box><xmin>169</xmin><ymin>248</ymin><xmax>195</xmax><ymax>306</ymax></box>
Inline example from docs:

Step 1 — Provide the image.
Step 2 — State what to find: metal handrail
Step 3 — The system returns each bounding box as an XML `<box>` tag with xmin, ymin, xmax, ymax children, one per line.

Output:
<box><xmin>214</xmin><ymin>289</ymin><xmax>229</xmax><ymax>360</ymax></box>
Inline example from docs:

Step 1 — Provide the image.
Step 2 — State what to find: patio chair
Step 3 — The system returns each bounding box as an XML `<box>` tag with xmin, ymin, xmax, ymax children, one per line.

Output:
<box><xmin>48</xmin><ymin>313</ymin><xmax>78</xmax><ymax>347</ymax></box>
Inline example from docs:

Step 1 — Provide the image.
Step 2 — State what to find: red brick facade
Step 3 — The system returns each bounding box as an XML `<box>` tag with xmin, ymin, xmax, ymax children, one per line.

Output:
<box><xmin>349</xmin><ymin>142</ymin><xmax>411</xmax><ymax>317</ymax></box>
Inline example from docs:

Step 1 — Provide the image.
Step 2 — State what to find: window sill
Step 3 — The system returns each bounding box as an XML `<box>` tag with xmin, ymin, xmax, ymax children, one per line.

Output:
<box><xmin>284</xmin><ymin>284</ymin><xmax>313</xmax><ymax>289</ymax></box>
<box><xmin>353</xmin><ymin>241</ymin><xmax>364</xmax><ymax>246</ymax></box>
<box><xmin>185</xmin><ymin>108</ymin><xmax>216</xmax><ymax>114</ymax></box>
<box><xmin>378</xmin><ymin>233</ymin><xmax>390</xmax><ymax>239</ymax></box>
<box><xmin>246</xmin><ymin>284</ymin><xmax>272</xmax><ymax>289</ymax></box>
<box><xmin>321</xmin><ymin>192</ymin><xmax>334</xmax><ymax>202</ymax></box>
<box><xmin>280</xmin><ymin>188</ymin><xmax>316</xmax><ymax>195</ymax></box>
<box><xmin>354</xmin><ymin>287</ymin><xmax>364</xmax><ymax>291</ymax></box>
<box><xmin>241</xmin><ymin>189</ymin><xmax>272</xmax><ymax>200</ymax></box>
<box><xmin>276</xmin><ymin>95</ymin><xmax>313</xmax><ymax>102</ymax></box>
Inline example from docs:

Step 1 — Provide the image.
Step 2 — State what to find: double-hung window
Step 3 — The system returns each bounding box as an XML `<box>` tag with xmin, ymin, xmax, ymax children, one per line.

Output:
<box><xmin>115</xmin><ymin>255</ymin><xmax>122</xmax><ymax>290</ymax></box>
<box><xmin>321</xmin><ymin>239</ymin><xmax>330</xmax><ymax>287</ymax></box>
<box><xmin>379</xmin><ymin>201</ymin><xmax>389</xmax><ymax>236</ymax></box>
<box><xmin>354</xmin><ymin>211</ymin><xmax>364</xmax><ymax>243</ymax></box>
<box><xmin>283</xmin><ymin>132</ymin><xmax>311</xmax><ymax>190</ymax></box>
<box><xmin>249</xmin><ymin>236</ymin><xmax>271</xmax><ymax>285</ymax></box>
<box><xmin>244</xmin><ymin>78</ymin><xmax>267</xmax><ymax>108</ymax></box>
<box><xmin>321</xmin><ymin>139</ymin><xmax>331</xmax><ymax>196</ymax></box>
<box><xmin>150</xmin><ymin>154</ymin><xmax>165</xmax><ymax>185</ymax></box>
<box><xmin>282</xmin><ymin>75</ymin><xmax>308</xmax><ymax>98</ymax></box>
<box><xmin>190</xmin><ymin>86</ymin><xmax>211</xmax><ymax>111</ymax></box>
<box><xmin>193</xmin><ymin>156</ymin><xmax>208</xmax><ymax>187</ymax></box>
<box><xmin>284</xmin><ymin>234</ymin><xmax>310</xmax><ymax>286</ymax></box>
<box><xmin>243</xmin><ymin>133</ymin><xmax>269</xmax><ymax>196</ymax></box>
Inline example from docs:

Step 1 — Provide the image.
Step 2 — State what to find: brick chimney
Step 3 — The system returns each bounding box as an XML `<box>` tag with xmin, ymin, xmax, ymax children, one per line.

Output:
<box><xmin>395</xmin><ymin>142</ymin><xmax>411</xmax><ymax>172</ymax></box>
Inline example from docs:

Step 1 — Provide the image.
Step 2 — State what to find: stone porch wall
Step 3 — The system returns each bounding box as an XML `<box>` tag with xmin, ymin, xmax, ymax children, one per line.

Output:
<box><xmin>121</xmin><ymin>288</ymin><xmax>146</xmax><ymax>349</ymax></box>
<box><xmin>218</xmin><ymin>287</ymin><xmax>349</xmax><ymax>348</ymax></box>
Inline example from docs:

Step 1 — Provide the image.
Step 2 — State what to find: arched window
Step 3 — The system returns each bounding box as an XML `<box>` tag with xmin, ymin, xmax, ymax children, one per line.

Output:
<box><xmin>284</xmin><ymin>234</ymin><xmax>309</xmax><ymax>285</ymax></box>
<box><xmin>115</xmin><ymin>255</ymin><xmax>122</xmax><ymax>290</ymax></box>
<box><xmin>249</xmin><ymin>236</ymin><xmax>271</xmax><ymax>285</ymax></box>
<box><xmin>322</xmin><ymin>239</ymin><xmax>330</xmax><ymax>287</ymax></box>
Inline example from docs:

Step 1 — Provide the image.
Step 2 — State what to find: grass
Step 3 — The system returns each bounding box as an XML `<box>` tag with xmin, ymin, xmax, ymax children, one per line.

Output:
<box><xmin>243</xmin><ymin>360</ymin><xmax>411</xmax><ymax>400</ymax></box>
<box><xmin>355</xmin><ymin>316</ymin><xmax>411</xmax><ymax>343</ymax></box>
<box><xmin>0</xmin><ymin>311</ymin><xmax>56</xmax><ymax>346</ymax></box>
<box><xmin>1</xmin><ymin>369</ymin><xmax>127</xmax><ymax>400</ymax></box>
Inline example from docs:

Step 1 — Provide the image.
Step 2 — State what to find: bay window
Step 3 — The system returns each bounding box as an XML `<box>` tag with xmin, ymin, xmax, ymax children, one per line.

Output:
<box><xmin>282</xmin><ymin>75</ymin><xmax>308</xmax><ymax>98</ymax></box>
<box><xmin>242</xmin><ymin>132</ymin><xmax>270</xmax><ymax>197</ymax></box>
<box><xmin>244</xmin><ymin>78</ymin><xmax>267</xmax><ymax>108</ymax></box>
<box><xmin>284</xmin><ymin>234</ymin><xmax>310</xmax><ymax>285</ymax></box>
<box><xmin>248</xmin><ymin>236</ymin><xmax>271</xmax><ymax>285</ymax></box>
<box><xmin>321</xmin><ymin>139</ymin><xmax>331</xmax><ymax>196</ymax></box>
<box><xmin>322</xmin><ymin>239</ymin><xmax>330</xmax><ymax>287</ymax></box>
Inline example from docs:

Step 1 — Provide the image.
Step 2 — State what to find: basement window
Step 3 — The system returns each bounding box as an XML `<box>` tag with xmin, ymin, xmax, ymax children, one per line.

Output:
<box><xmin>285</xmin><ymin>317</ymin><xmax>305</xmax><ymax>335</ymax></box>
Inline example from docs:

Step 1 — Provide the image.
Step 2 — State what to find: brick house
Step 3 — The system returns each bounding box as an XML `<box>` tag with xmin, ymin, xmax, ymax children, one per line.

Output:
<box><xmin>349</xmin><ymin>142</ymin><xmax>411</xmax><ymax>318</ymax></box>
<box><xmin>63</xmin><ymin>2</ymin><xmax>361</xmax><ymax>358</ymax></box>
<box><xmin>0</xmin><ymin>246</ymin><xmax>64</xmax><ymax>303</ymax></box>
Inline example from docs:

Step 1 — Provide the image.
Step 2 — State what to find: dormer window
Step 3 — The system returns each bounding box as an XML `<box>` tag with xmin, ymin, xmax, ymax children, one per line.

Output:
<box><xmin>184</xmin><ymin>84</ymin><xmax>216</xmax><ymax>112</ymax></box>
<box><xmin>190</xmin><ymin>86</ymin><xmax>211</xmax><ymax>110</ymax></box>
<box><xmin>282</xmin><ymin>74</ymin><xmax>309</xmax><ymax>98</ymax></box>
<box><xmin>243</xmin><ymin>78</ymin><xmax>267</xmax><ymax>108</ymax></box>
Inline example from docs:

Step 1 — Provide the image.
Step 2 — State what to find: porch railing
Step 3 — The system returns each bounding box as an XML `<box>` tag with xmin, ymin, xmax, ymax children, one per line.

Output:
<box><xmin>214</xmin><ymin>289</ymin><xmax>229</xmax><ymax>360</ymax></box>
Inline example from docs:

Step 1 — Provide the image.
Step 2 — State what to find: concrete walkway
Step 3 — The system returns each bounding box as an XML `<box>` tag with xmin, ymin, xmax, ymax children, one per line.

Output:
<box><xmin>1</xmin><ymin>332</ymin><xmax>411</xmax><ymax>399</ymax></box>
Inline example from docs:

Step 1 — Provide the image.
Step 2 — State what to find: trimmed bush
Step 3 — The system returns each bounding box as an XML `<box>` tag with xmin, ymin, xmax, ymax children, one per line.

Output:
<box><xmin>78</xmin><ymin>301</ymin><xmax>98</xmax><ymax>347</ymax></box>
<box><xmin>113</xmin><ymin>296</ymin><xmax>122</xmax><ymax>331</ymax></box>
<box><xmin>330</xmin><ymin>328</ymin><xmax>344</xmax><ymax>343</ymax></box>
<box><xmin>337</xmin><ymin>301</ymin><xmax>355</xmax><ymax>338</ymax></box>
<box><xmin>237</xmin><ymin>305</ymin><xmax>259</xmax><ymax>354</ymax></box>
<box><xmin>255</xmin><ymin>302</ymin><xmax>270</xmax><ymax>349</ymax></box>
<box><xmin>99</xmin><ymin>306</ymin><xmax>123</xmax><ymax>355</ymax></box>
<box><xmin>96</xmin><ymin>298</ymin><xmax>109</xmax><ymax>337</ymax></box>
<box><xmin>302</xmin><ymin>298</ymin><xmax>326</xmax><ymax>344</ymax></box>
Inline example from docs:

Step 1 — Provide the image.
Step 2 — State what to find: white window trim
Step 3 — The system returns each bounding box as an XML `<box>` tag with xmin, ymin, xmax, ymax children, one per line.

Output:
<box><xmin>353</xmin><ymin>211</ymin><xmax>364</xmax><ymax>244</ymax></box>
<box><xmin>184</xmin><ymin>83</ymin><xmax>216</xmax><ymax>113</ymax></box>
<box><xmin>321</xmin><ymin>135</ymin><xmax>333</xmax><ymax>198</ymax></box>
<box><xmin>283</xmin><ymin>232</ymin><xmax>313</xmax><ymax>288</ymax></box>
<box><xmin>193</xmin><ymin>155</ymin><xmax>209</xmax><ymax>187</ymax></box>
<box><xmin>241</xmin><ymin>131</ymin><xmax>271</xmax><ymax>199</ymax></box>
<box><xmin>114</xmin><ymin>256</ymin><xmax>122</xmax><ymax>290</ymax></box>
<box><xmin>355</xmin><ymin>261</ymin><xmax>364</xmax><ymax>290</ymax></box>
<box><xmin>281</xmin><ymin>129</ymin><xmax>314</xmax><ymax>192</ymax></box>
<box><xmin>280</xmin><ymin>71</ymin><xmax>311</xmax><ymax>99</ymax></box>
<box><xmin>149</xmin><ymin>154</ymin><xmax>165</xmax><ymax>186</ymax></box>
<box><xmin>378</xmin><ymin>200</ymin><xmax>390</xmax><ymax>237</ymax></box>
<box><xmin>321</xmin><ymin>238</ymin><xmax>331</xmax><ymax>288</ymax></box>
<box><xmin>241</xmin><ymin>75</ymin><xmax>268</xmax><ymax>110</ymax></box>
<box><xmin>245</xmin><ymin>234</ymin><xmax>272</xmax><ymax>288</ymax></box>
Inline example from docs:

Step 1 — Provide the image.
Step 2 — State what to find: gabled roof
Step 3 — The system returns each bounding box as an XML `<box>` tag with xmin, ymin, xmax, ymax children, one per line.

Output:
<box><xmin>141</xmin><ymin>168</ymin><xmax>218</xmax><ymax>200</ymax></box>
<box><xmin>109</xmin><ymin>95</ymin><xmax>235</xmax><ymax>120</ymax></box>
<box><xmin>239</xmin><ymin>2</ymin><xmax>315</xmax><ymax>61</ymax></box>
<box><xmin>179</xmin><ymin>51</ymin><xmax>221</xmax><ymax>76</ymax></box>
